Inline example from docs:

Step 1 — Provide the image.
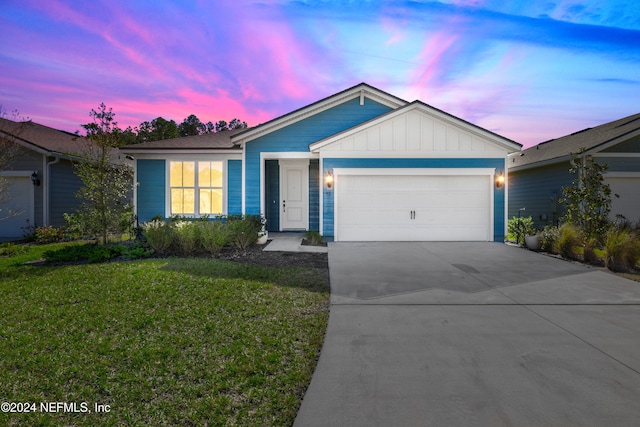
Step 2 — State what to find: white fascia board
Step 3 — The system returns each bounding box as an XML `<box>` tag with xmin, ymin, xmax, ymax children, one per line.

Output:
<box><xmin>317</xmin><ymin>150</ymin><xmax>508</xmax><ymax>159</ymax></box>
<box><xmin>233</xmin><ymin>85</ymin><xmax>407</xmax><ymax>146</ymax></box>
<box><xmin>131</xmin><ymin>152</ymin><xmax>242</xmax><ymax>160</ymax></box>
<box><xmin>332</xmin><ymin>168</ymin><xmax>496</xmax><ymax>176</ymax></box>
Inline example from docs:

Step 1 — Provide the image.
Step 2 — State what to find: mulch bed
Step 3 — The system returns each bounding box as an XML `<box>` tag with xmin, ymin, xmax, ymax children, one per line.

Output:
<box><xmin>219</xmin><ymin>242</ymin><xmax>328</xmax><ymax>270</ymax></box>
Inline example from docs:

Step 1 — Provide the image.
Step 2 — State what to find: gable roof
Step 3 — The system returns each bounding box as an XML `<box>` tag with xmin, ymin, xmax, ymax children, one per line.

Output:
<box><xmin>230</xmin><ymin>83</ymin><xmax>408</xmax><ymax>145</ymax></box>
<box><xmin>310</xmin><ymin>100</ymin><xmax>522</xmax><ymax>153</ymax></box>
<box><xmin>0</xmin><ymin>117</ymin><xmax>91</xmax><ymax>157</ymax></box>
<box><xmin>509</xmin><ymin>112</ymin><xmax>640</xmax><ymax>170</ymax></box>
<box><xmin>120</xmin><ymin>128</ymin><xmax>246</xmax><ymax>152</ymax></box>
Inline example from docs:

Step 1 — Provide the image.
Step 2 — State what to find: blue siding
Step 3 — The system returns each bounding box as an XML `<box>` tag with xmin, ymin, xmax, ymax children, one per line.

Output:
<box><xmin>227</xmin><ymin>160</ymin><xmax>242</xmax><ymax>215</ymax></box>
<box><xmin>244</xmin><ymin>97</ymin><xmax>393</xmax><ymax>214</ymax></box>
<box><xmin>597</xmin><ymin>156</ymin><xmax>640</xmax><ymax>172</ymax></box>
<box><xmin>322</xmin><ymin>158</ymin><xmax>506</xmax><ymax>241</ymax></box>
<box><xmin>264</xmin><ymin>160</ymin><xmax>280</xmax><ymax>231</ymax></box>
<box><xmin>49</xmin><ymin>160</ymin><xmax>84</xmax><ymax>227</ymax></box>
<box><xmin>601</xmin><ymin>135</ymin><xmax>640</xmax><ymax>153</ymax></box>
<box><xmin>309</xmin><ymin>159</ymin><xmax>320</xmax><ymax>231</ymax></box>
<box><xmin>508</xmin><ymin>162</ymin><xmax>574</xmax><ymax>229</ymax></box>
<box><xmin>136</xmin><ymin>159</ymin><xmax>165</xmax><ymax>223</ymax></box>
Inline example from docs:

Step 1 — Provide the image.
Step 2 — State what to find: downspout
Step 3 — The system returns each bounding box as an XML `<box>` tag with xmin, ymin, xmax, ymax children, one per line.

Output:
<box><xmin>45</xmin><ymin>155</ymin><xmax>61</xmax><ymax>225</ymax></box>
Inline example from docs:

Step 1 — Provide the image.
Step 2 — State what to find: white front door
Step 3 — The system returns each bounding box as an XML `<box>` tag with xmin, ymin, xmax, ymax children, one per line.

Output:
<box><xmin>280</xmin><ymin>159</ymin><xmax>309</xmax><ymax>230</ymax></box>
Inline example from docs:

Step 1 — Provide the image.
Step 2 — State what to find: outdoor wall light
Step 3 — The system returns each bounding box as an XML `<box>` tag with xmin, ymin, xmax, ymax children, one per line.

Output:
<box><xmin>325</xmin><ymin>171</ymin><xmax>333</xmax><ymax>188</ymax></box>
<box><xmin>495</xmin><ymin>172</ymin><xmax>505</xmax><ymax>188</ymax></box>
<box><xmin>31</xmin><ymin>171</ymin><xmax>40</xmax><ymax>186</ymax></box>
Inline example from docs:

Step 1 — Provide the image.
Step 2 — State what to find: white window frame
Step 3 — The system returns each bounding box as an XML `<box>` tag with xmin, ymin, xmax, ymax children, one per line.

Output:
<box><xmin>166</xmin><ymin>160</ymin><xmax>227</xmax><ymax>218</ymax></box>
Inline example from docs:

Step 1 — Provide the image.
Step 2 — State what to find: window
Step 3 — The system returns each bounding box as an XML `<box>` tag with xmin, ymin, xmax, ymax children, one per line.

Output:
<box><xmin>169</xmin><ymin>161</ymin><xmax>224</xmax><ymax>215</ymax></box>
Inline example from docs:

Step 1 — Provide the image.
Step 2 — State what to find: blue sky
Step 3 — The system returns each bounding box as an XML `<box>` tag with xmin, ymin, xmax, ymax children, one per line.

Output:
<box><xmin>1</xmin><ymin>0</ymin><xmax>638</xmax><ymax>147</ymax></box>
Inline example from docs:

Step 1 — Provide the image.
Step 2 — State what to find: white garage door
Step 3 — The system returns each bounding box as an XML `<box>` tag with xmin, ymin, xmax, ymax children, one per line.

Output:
<box><xmin>335</xmin><ymin>171</ymin><xmax>493</xmax><ymax>241</ymax></box>
<box><xmin>0</xmin><ymin>177</ymin><xmax>33</xmax><ymax>239</ymax></box>
<box><xmin>606</xmin><ymin>176</ymin><xmax>640</xmax><ymax>223</ymax></box>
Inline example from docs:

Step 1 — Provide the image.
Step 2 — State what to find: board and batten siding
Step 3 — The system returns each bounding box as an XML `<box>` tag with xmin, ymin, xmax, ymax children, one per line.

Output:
<box><xmin>136</xmin><ymin>159</ymin><xmax>166</xmax><ymax>223</ymax></box>
<box><xmin>508</xmin><ymin>162</ymin><xmax>574</xmax><ymax>229</ymax></box>
<box><xmin>322</xmin><ymin>158</ymin><xmax>506</xmax><ymax>241</ymax></box>
<box><xmin>243</xmin><ymin>97</ymin><xmax>393</xmax><ymax>215</ymax></box>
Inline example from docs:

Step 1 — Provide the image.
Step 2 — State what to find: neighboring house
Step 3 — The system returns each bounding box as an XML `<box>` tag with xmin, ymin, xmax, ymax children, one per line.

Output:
<box><xmin>508</xmin><ymin>113</ymin><xmax>640</xmax><ymax>229</ymax></box>
<box><xmin>0</xmin><ymin>118</ymin><xmax>90</xmax><ymax>240</ymax></box>
<box><xmin>121</xmin><ymin>83</ymin><xmax>521</xmax><ymax>241</ymax></box>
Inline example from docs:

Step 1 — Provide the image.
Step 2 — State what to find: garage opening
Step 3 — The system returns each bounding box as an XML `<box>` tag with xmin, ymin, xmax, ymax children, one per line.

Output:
<box><xmin>334</xmin><ymin>169</ymin><xmax>494</xmax><ymax>242</ymax></box>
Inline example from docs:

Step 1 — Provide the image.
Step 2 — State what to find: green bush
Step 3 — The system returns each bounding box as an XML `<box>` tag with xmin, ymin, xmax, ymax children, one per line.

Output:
<box><xmin>143</xmin><ymin>220</ymin><xmax>174</xmax><ymax>255</ymax></box>
<box><xmin>43</xmin><ymin>243</ymin><xmax>147</xmax><ymax>263</ymax></box>
<box><xmin>507</xmin><ymin>216</ymin><xmax>536</xmax><ymax>245</ymax></box>
<box><xmin>229</xmin><ymin>216</ymin><xmax>261</xmax><ymax>250</ymax></box>
<box><xmin>604</xmin><ymin>227</ymin><xmax>640</xmax><ymax>272</ymax></box>
<box><xmin>198</xmin><ymin>221</ymin><xmax>231</xmax><ymax>255</ymax></box>
<box><xmin>34</xmin><ymin>225</ymin><xmax>65</xmax><ymax>244</ymax></box>
<box><xmin>557</xmin><ymin>223</ymin><xmax>583</xmax><ymax>259</ymax></box>
<box><xmin>0</xmin><ymin>242</ymin><xmax>27</xmax><ymax>257</ymax></box>
<box><xmin>174</xmin><ymin>221</ymin><xmax>199</xmax><ymax>255</ymax></box>
<box><xmin>305</xmin><ymin>230</ymin><xmax>324</xmax><ymax>245</ymax></box>
<box><xmin>125</xmin><ymin>241</ymin><xmax>154</xmax><ymax>259</ymax></box>
<box><xmin>540</xmin><ymin>225</ymin><xmax>560</xmax><ymax>253</ymax></box>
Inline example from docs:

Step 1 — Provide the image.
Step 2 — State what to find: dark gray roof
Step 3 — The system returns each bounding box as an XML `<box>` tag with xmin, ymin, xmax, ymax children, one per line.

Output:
<box><xmin>0</xmin><ymin>117</ymin><xmax>91</xmax><ymax>156</ymax></box>
<box><xmin>121</xmin><ymin>128</ymin><xmax>246</xmax><ymax>151</ymax></box>
<box><xmin>510</xmin><ymin>112</ymin><xmax>640</xmax><ymax>169</ymax></box>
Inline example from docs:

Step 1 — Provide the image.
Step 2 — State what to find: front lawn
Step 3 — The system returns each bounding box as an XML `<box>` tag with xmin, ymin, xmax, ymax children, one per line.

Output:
<box><xmin>0</xmin><ymin>243</ymin><xmax>329</xmax><ymax>426</ymax></box>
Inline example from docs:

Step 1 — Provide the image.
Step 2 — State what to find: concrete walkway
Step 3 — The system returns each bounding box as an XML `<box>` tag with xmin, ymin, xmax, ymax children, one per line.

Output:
<box><xmin>263</xmin><ymin>232</ymin><xmax>327</xmax><ymax>253</ymax></box>
<box><xmin>294</xmin><ymin>242</ymin><xmax>640</xmax><ymax>427</ymax></box>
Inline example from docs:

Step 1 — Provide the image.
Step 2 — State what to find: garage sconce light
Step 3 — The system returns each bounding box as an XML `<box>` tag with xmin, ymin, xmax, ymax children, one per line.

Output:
<box><xmin>325</xmin><ymin>171</ymin><xmax>333</xmax><ymax>188</ymax></box>
<box><xmin>31</xmin><ymin>171</ymin><xmax>40</xmax><ymax>187</ymax></box>
<box><xmin>495</xmin><ymin>172</ymin><xmax>505</xmax><ymax>188</ymax></box>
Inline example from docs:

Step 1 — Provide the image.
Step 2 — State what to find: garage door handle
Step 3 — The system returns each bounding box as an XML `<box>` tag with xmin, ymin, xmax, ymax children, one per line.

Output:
<box><xmin>410</xmin><ymin>210</ymin><xmax>415</xmax><ymax>219</ymax></box>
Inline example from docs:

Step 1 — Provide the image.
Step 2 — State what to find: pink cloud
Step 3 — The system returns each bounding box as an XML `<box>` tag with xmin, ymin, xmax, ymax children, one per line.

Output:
<box><xmin>409</xmin><ymin>32</ymin><xmax>459</xmax><ymax>98</ymax></box>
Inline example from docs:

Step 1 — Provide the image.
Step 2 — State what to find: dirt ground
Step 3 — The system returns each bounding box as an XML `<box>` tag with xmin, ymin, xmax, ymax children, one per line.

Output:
<box><xmin>218</xmin><ymin>242</ymin><xmax>329</xmax><ymax>270</ymax></box>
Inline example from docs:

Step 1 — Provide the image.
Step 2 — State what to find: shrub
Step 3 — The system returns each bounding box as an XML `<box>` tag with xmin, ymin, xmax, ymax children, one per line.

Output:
<box><xmin>507</xmin><ymin>216</ymin><xmax>535</xmax><ymax>245</ymax></box>
<box><xmin>557</xmin><ymin>223</ymin><xmax>582</xmax><ymax>259</ymax></box>
<box><xmin>174</xmin><ymin>221</ymin><xmax>199</xmax><ymax>255</ymax></box>
<box><xmin>0</xmin><ymin>242</ymin><xmax>27</xmax><ymax>257</ymax></box>
<box><xmin>604</xmin><ymin>227</ymin><xmax>640</xmax><ymax>272</ymax></box>
<box><xmin>305</xmin><ymin>230</ymin><xmax>324</xmax><ymax>245</ymax></box>
<box><xmin>143</xmin><ymin>220</ymin><xmax>174</xmax><ymax>255</ymax></box>
<box><xmin>125</xmin><ymin>241</ymin><xmax>154</xmax><ymax>259</ymax></box>
<box><xmin>198</xmin><ymin>221</ymin><xmax>231</xmax><ymax>255</ymax></box>
<box><xmin>229</xmin><ymin>216</ymin><xmax>261</xmax><ymax>250</ymax></box>
<box><xmin>540</xmin><ymin>225</ymin><xmax>560</xmax><ymax>254</ymax></box>
<box><xmin>34</xmin><ymin>225</ymin><xmax>65</xmax><ymax>244</ymax></box>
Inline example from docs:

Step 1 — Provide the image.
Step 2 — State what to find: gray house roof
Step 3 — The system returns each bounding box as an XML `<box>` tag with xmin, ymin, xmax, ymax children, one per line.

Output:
<box><xmin>121</xmin><ymin>128</ymin><xmax>247</xmax><ymax>151</ymax></box>
<box><xmin>0</xmin><ymin>118</ymin><xmax>91</xmax><ymax>157</ymax></box>
<box><xmin>509</xmin><ymin>112</ymin><xmax>640</xmax><ymax>170</ymax></box>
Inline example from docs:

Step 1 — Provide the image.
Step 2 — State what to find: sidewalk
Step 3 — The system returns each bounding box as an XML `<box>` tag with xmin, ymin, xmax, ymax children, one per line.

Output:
<box><xmin>263</xmin><ymin>232</ymin><xmax>327</xmax><ymax>253</ymax></box>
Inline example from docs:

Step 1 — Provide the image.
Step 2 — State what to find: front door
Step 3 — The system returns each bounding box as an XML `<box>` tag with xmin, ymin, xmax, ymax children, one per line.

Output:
<box><xmin>279</xmin><ymin>159</ymin><xmax>309</xmax><ymax>230</ymax></box>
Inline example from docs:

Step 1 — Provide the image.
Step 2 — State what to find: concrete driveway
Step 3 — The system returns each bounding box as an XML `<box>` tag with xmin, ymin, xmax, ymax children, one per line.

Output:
<box><xmin>294</xmin><ymin>242</ymin><xmax>640</xmax><ymax>427</ymax></box>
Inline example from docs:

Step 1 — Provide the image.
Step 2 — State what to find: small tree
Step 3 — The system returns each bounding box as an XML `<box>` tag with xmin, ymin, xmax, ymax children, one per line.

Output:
<box><xmin>561</xmin><ymin>148</ymin><xmax>614</xmax><ymax>241</ymax></box>
<box><xmin>0</xmin><ymin>107</ymin><xmax>31</xmax><ymax>220</ymax></box>
<box><xmin>74</xmin><ymin>103</ymin><xmax>133</xmax><ymax>244</ymax></box>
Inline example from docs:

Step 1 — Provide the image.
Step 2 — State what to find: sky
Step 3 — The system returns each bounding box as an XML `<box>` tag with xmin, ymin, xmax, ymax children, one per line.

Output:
<box><xmin>1</xmin><ymin>0</ymin><xmax>639</xmax><ymax>148</ymax></box>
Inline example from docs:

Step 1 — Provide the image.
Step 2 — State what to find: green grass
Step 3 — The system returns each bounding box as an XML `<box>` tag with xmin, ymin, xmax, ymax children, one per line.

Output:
<box><xmin>0</xmin><ymin>243</ymin><xmax>329</xmax><ymax>426</ymax></box>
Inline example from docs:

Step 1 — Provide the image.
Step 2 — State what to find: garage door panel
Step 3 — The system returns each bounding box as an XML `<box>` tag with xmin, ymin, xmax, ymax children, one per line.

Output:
<box><xmin>336</xmin><ymin>173</ymin><xmax>491</xmax><ymax>241</ymax></box>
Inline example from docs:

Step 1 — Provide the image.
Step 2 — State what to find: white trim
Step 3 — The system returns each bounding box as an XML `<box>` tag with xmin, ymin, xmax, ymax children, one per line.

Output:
<box><xmin>164</xmin><ymin>159</ymin><xmax>228</xmax><ymax>218</ymax></box>
<box><xmin>259</xmin><ymin>152</ymin><xmax>318</xmax><ymax>219</ymax></box>
<box><xmin>319</xmin><ymin>157</ymin><xmax>324</xmax><ymax>236</ymax></box>
<box><xmin>233</xmin><ymin>85</ymin><xmax>407</xmax><ymax>145</ymax></box>
<box><xmin>317</xmin><ymin>151</ymin><xmax>508</xmax><ymax>159</ymax></box>
<box><xmin>502</xmin><ymin>157</ymin><xmax>508</xmax><ymax>241</ymax></box>
<box><xmin>279</xmin><ymin>159</ymin><xmax>310</xmax><ymax>231</ymax></box>
<box><xmin>332</xmin><ymin>167</ymin><xmax>496</xmax><ymax>176</ymax></box>
<box><xmin>132</xmin><ymin>159</ymin><xmax>138</xmax><ymax>219</ymax></box>
<box><xmin>0</xmin><ymin>171</ymin><xmax>33</xmax><ymax>177</ymax></box>
<box><xmin>332</xmin><ymin>168</ymin><xmax>496</xmax><ymax>242</ymax></box>
<box><xmin>130</xmin><ymin>152</ymin><xmax>241</xmax><ymax>160</ymax></box>
<box><xmin>604</xmin><ymin>172</ymin><xmax>640</xmax><ymax>178</ymax></box>
<box><xmin>593</xmin><ymin>153</ymin><xmax>640</xmax><ymax>158</ymax></box>
<box><xmin>242</xmin><ymin>147</ymin><xmax>246</xmax><ymax>214</ymax></box>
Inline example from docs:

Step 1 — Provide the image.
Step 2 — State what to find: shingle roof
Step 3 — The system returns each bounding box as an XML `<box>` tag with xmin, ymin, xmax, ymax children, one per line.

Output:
<box><xmin>0</xmin><ymin>117</ymin><xmax>91</xmax><ymax>156</ymax></box>
<box><xmin>509</xmin><ymin>112</ymin><xmax>640</xmax><ymax>169</ymax></box>
<box><xmin>121</xmin><ymin>128</ymin><xmax>246</xmax><ymax>151</ymax></box>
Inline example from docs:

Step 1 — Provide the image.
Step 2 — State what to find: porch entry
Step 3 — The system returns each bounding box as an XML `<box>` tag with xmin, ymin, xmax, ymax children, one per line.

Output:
<box><xmin>264</xmin><ymin>159</ymin><xmax>312</xmax><ymax>232</ymax></box>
